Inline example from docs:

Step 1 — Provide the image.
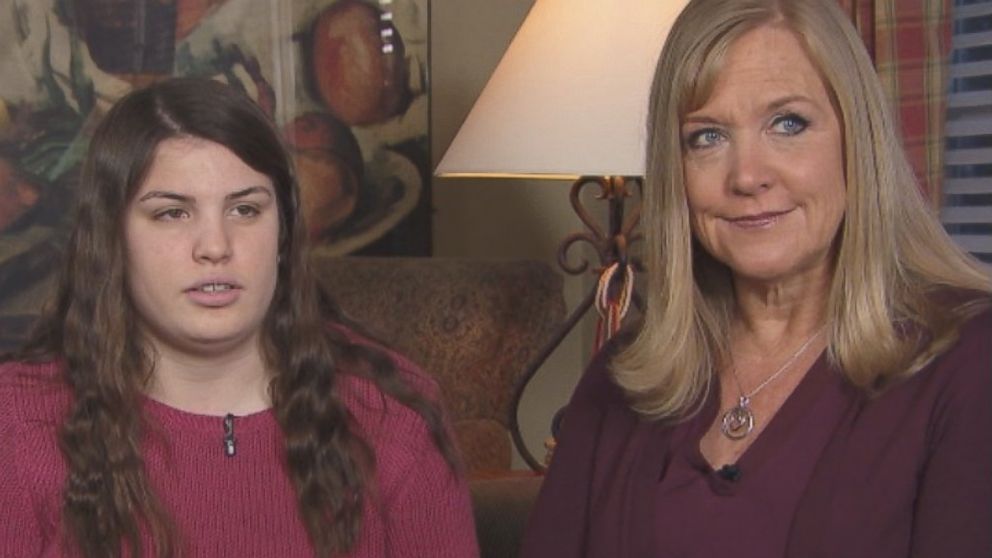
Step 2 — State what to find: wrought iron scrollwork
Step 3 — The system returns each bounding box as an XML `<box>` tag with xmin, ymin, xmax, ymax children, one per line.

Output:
<box><xmin>510</xmin><ymin>175</ymin><xmax>644</xmax><ymax>472</ymax></box>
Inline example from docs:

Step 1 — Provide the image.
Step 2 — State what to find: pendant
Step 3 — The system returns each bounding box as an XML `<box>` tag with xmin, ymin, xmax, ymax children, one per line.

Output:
<box><xmin>721</xmin><ymin>396</ymin><xmax>754</xmax><ymax>440</ymax></box>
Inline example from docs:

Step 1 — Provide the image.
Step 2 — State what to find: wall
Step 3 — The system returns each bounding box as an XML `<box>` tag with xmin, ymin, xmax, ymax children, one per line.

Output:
<box><xmin>430</xmin><ymin>0</ymin><xmax>603</xmax><ymax>469</ymax></box>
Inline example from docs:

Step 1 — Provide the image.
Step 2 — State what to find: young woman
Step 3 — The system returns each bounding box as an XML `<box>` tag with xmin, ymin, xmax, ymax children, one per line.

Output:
<box><xmin>0</xmin><ymin>78</ymin><xmax>478</xmax><ymax>557</ymax></box>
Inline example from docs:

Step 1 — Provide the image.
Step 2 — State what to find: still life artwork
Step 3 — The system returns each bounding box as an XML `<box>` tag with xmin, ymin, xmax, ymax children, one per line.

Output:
<box><xmin>0</xmin><ymin>0</ymin><xmax>430</xmax><ymax>350</ymax></box>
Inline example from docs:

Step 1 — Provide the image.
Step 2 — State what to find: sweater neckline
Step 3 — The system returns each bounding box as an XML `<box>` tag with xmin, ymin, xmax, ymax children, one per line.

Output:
<box><xmin>140</xmin><ymin>395</ymin><xmax>276</xmax><ymax>434</ymax></box>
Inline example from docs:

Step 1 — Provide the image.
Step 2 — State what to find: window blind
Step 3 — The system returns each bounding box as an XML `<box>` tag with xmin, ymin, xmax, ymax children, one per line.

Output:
<box><xmin>942</xmin><ymin>0</ymin><xmax>992</xmax><ymax>264</ymax></box>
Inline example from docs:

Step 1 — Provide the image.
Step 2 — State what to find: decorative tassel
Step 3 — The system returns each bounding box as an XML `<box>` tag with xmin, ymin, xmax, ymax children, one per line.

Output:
<box><xmin>593</xmin><ymin>261</ymin><xmax>635</xmax><ymax>351</ymax></box>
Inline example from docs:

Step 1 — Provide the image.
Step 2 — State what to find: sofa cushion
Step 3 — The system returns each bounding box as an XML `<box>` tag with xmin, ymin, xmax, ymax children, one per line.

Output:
<box><xmin>310</xmin><ymin>254</ymin><xmax>565</xmax><ymax>472</ymax></box>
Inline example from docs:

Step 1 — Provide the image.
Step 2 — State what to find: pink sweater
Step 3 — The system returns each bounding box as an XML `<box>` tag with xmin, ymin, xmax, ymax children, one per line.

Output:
<box><xmin>0</xmin><ymin>354</ymin><xmax>479</xmax><ymax>557</ymax></box>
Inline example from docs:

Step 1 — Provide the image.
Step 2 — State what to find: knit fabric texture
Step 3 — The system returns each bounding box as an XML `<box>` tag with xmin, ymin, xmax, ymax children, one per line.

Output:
<box><xmin>0</xmin><ymin>349</ymin><xmax>479</xmax><ymax>557</ymax></box>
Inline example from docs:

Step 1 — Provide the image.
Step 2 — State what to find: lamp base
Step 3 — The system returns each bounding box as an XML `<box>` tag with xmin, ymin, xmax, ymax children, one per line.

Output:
<box><xmin>509</xmin><ymin>175</ymin><xmax>643</xmax><ymax>472</ymax></box>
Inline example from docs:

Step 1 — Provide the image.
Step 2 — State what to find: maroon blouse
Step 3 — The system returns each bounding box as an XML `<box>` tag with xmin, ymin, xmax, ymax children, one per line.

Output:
<box><xmin>520</xmin><ymin>308</ymin><xmax>992</xmax><ymax>558</ymax></box>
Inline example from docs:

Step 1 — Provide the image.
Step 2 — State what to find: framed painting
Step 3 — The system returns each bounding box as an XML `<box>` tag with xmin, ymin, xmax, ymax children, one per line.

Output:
<box><xmin>0</xmin><ymin>0</ymin><xmax>431</xmax><ymax>350</ymax></box>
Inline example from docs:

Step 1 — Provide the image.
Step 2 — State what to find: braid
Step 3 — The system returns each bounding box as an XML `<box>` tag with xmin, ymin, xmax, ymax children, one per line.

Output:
<box><xmin>40</xmin><ymin>171</ymin><xmax>176</xmax><ymax>557</ymax></box>
<box><xmin>268</xmin><ymin>284</ymin><xmax>372</xmax><ymax>556</ymax></box>
<box><xmin>267</xmin><ymin>257</ymin><xmax>460</xmax><ymax>556</ymax></box>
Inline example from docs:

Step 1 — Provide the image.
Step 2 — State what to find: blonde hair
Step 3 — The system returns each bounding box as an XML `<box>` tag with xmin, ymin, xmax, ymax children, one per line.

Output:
<box><xmin>612</xmin><ymin>0</ymin><xmax>992</xmax><ymax>418</ymax></box>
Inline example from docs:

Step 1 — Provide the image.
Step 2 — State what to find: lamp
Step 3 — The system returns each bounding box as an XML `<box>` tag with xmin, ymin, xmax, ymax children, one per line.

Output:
<box><xmin>435</xmin><ymin>0</ymin><xmax>688</xmax><ymax>470</ymax></box>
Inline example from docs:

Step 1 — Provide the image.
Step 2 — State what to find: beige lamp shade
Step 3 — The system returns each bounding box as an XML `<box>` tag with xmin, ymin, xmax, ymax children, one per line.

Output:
<box><xmin>435</xmin><ymin>0</ymin><xmax>690</xmax><ymax>180</ymax></box>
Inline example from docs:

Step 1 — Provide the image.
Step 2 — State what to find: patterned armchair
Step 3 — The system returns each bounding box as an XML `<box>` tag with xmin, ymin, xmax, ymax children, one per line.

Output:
<box><xmin>312</xmin><ymin>254</ymin><xmax>566</xmax><ymax>472</ymax></box>
<box><xmin>311</xmin><ymin>255</ymin><xmax>565</xmax><ymax>557</ymax></box>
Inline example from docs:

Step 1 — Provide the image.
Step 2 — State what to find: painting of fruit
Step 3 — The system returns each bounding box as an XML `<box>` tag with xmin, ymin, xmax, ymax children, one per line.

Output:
<box><xmin>0</xmin><ymin>157</ymin><xmax>40</xmax><ymax>232</ymax></box>
<box><xmin>284</xmin><ymin>112</ymin><xmax>364</xmax><ymax>237</ymax></box>
<box><xmin>0</xmin><ymin>0</ymin><xmax>430</xmax><ymax>351</ymax></box>
<box><xmin>303</xmin><ymin>0</ymin><xmax>411</xmax><ymax>126</ymax></box>
<box><xmin>176</xmin><ymin>0</ymin><xmax>229</xmax><ymax>39</ymax></box>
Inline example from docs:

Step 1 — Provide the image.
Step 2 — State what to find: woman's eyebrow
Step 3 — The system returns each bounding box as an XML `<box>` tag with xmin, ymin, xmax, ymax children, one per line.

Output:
<box><xmin>136</xmin><ymin>186</ymin><xmax>273</xmax><ymax>204</ymax></box>
<box><xmin>682</xmin><ymin>114</ymin><xmax>722</xmax><ymax>125</ymax></box>
<box><xmin>137</xmin><ymin>190</ymin><xmax>190</xmax><ymax>203</ymax></box>
<box><xmin>683</xmin><ymin>94</ymin><xmax>816</xmax><ymax>125</ymax></box>
<box><xmin>226</xmin><ymin>185</ymin><xmax>273</xmax><ymax>201</ymax></box>
<box><xmin>766</xmin><ymin>94</ymin><xmax>813</xmax><ymax>112</ymax></box>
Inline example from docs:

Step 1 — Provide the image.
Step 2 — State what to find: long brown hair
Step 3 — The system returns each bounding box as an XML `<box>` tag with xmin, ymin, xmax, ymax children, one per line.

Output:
<box><xmin>612</xmin><ymin>0</ymin><xmax>992</xmax><ymax>418</ymax></box>
<box><xmin>17</xmin><ymin>78</ymin><xmax>456</xmax><ymax>557</ymax></box>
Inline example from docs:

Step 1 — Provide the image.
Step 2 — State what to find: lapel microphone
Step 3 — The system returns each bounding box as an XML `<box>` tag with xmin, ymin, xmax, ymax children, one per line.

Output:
<box><xmin>717</xmin><ymin>464</ymin><xmax>741</xmax><ymax>482</ymax></box>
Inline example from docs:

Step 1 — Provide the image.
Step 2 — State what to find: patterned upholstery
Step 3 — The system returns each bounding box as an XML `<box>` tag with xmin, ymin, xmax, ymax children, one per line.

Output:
<box><xmin>310</xmin><ymin>254</ymin><xmax>566</xmax><ymax>474</ymax></box>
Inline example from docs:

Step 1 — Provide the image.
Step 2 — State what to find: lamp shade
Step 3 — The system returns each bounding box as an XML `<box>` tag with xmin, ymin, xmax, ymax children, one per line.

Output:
<box><xmin>435</xmin><ymin>0</ymin><xmax>689</xmax><ymax>179</ymax></box>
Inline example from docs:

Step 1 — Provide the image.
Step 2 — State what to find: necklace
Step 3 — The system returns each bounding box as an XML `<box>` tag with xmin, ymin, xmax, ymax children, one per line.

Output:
<box><xmin>720</xmin><ymin>325</ymin><xmax>827</xmax><ymax>440</ymax></box>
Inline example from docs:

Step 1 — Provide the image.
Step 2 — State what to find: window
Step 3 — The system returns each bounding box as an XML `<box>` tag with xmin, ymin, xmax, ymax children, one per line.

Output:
<box><xmin>942</xmin><ymin>0</ymin><xmax>992</xmax><ymax>264</ymax></box>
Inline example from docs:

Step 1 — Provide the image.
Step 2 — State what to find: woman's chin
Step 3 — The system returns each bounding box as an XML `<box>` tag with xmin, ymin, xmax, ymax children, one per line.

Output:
<box><xmin>143</xmin><ymin>323</ymin><xmax>261</xmax><ymax>359</ymax></box>
<box><xmin>724</xmin><ymin>254</ymin><xmax>833</xmax><ymax>288</ymax></box>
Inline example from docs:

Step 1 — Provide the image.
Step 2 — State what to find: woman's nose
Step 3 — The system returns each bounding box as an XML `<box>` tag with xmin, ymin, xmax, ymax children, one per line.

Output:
<box><xmin>192</xmin><ymin>216</ymin><xmax>232</xmax><ymax>263</ymax></box>
<box><xmin>728</xmin><ymin>138</ymin><xmax>773</xmax><ymax>195</ymax></box>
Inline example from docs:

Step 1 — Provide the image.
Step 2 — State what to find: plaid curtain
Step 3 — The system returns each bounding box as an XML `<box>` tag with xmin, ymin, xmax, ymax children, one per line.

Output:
<box><xmin>836</xmin><ymin>0</ymin><xmax>954</xmax><ymax>205</ymax></box>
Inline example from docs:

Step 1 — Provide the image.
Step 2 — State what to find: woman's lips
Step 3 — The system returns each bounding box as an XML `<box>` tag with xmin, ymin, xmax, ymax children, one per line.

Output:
<box><xmin>185</xmin><ymin>281</ymin><xmax>242</xmax><ymax>307</ymax></box>
<box><xmin>725</xmin><ymin>209</ymin><xmax>793</xmax><ymax>229</ymax></box>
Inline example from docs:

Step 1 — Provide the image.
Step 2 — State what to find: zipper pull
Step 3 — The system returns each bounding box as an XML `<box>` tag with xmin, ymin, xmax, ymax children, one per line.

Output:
<box><xmin>223</xmin><ymin>413</ymin><xmax>237</xmax><ymax>457</ymax></box>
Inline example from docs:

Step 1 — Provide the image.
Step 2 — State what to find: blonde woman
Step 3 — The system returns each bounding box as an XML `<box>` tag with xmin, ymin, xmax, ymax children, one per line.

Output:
<box><xmin>521</xmin><ymin>0</ymin><xmax>992</xmax><ymax>556</ymax></box>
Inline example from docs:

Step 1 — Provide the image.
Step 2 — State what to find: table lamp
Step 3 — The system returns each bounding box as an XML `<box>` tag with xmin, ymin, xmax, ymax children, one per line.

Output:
<box><xmin>435</xmin><ymin>0</ymin><xmax>689</xmax><ymax>470</ymax></box>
